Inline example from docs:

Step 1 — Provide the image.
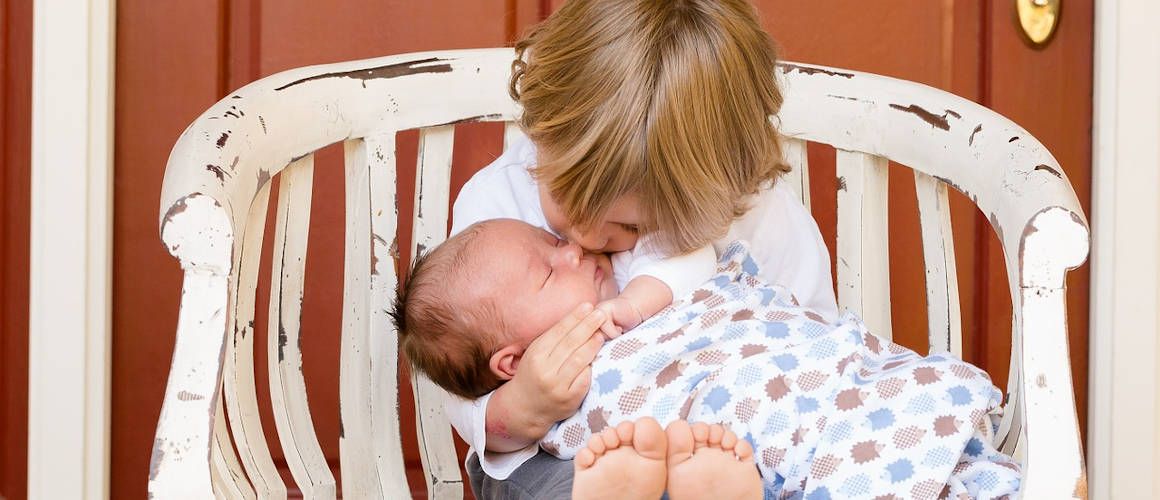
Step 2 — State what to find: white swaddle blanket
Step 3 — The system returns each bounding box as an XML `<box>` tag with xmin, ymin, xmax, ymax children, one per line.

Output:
<box><xmin>541</xmin><ymin>242</ymin><xmax>1020</xmax><ymax>499</ymax></box>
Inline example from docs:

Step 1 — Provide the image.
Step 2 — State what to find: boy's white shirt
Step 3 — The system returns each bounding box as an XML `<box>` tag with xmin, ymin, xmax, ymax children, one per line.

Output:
<box><xmin>443</xmin><ymin>134</ymin><xmax>838</xmax><ymax>479</ymax></box>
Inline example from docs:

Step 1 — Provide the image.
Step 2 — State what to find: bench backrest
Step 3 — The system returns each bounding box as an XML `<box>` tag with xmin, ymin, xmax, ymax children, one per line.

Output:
<box><xmin>151</xmin><ymin>48</ymin><xmax>1088</xmax><ymax>499</ymax></box>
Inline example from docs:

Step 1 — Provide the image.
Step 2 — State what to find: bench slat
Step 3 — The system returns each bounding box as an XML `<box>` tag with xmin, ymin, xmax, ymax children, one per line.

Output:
<box><xmin>340</xmin><ymin>138</ymin><xmax>393</xmax><ymax>498</ymax></box>
<box><xmin>836</xmin><ymin>150</ymin><xmax>892</xmax><ymax>340</ymax></box>
<box><xmin>267</xmin><ymin>155</ymin><xmax>337</xmax><ymax>499</ymax></box>
<box><xmin>363</xmin><ymin>134</ymin><xmax>413</xmax><ymax>498</ymax></box>
<box><xmin>211</xmin><ymin>399</ymin><xmax>256</xmax><ymax>499</ymax></box>
<box><xmin>914</xmin><ymin>171</ymin><xmax>963</xmax><ymax>356</ymax></box>
<box><xmin>411</xmin><ymin>125</ymin><xmax>466</xmax><ymax>500</ymax></box>
<box><xmin>222</xmin><ymin>182</ymin><xmax>288</xmax><ymax>498</ymax></box>
<box><xmin>781</xmin><ymin>137</ymin><xmax>811</xmax><ymax>210</ymax></box>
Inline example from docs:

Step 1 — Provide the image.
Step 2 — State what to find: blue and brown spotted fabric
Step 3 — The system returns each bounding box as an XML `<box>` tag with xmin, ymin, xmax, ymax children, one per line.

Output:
<box><xmin>541</xmin><ymin>242</ymin><xmax>1020</xmax><ymax>499</ymax></box>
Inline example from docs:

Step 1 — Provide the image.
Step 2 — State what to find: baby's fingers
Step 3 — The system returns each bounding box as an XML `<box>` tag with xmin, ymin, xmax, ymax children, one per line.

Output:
<box><xmin>599</xmin><ymin>320</ymin><xmax>622</xmax><ymax>340</ymax></box>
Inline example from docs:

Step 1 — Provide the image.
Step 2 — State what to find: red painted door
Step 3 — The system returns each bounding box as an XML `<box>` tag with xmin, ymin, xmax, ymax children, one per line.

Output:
<box><xmin>1</xmin><ymin>1</ymin><xmax>32</xmax><ymax>499</ymax></box>
<box><xmin>105</xmin><ymin>2</ymin><xmax>1091</xmax><ymax>499</ymax></box>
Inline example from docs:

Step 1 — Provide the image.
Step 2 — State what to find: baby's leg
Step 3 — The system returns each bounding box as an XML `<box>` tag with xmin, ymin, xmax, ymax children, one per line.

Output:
<box><xmin>572</xmin><ymin>418</ymin><xmax>668</xmax><ymax>500</ymax></box>
<box><xmin>665</xmin><ymin>421</ymin><xmax>763</xmax><ymax>500</ymax></box>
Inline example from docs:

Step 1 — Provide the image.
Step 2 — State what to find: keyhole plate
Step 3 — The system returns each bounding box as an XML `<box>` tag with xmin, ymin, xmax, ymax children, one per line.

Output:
<box><xmin>1016</xmin><ymin>0</ymin><xmax>1061</xmax><ymax>47</ymax></box>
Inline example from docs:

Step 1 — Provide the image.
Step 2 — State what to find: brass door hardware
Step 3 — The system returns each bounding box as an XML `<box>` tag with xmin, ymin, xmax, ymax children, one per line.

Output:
<box><xmin>1016</xmin><ymin>0</ymin><xmax>1061</xmax><ymax>47</ymax></box>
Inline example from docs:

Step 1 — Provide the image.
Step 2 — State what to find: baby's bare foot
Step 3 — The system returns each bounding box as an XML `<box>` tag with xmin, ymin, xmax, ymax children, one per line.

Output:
<box><xmin>573</xmin><ymin>417</ymin><xmax>668</xmax><ymax>500</ymax></box>
<box><xmin>665</xmin><ymin>421</ymin><xmax>763</xmax><ymax>500</ymax></box>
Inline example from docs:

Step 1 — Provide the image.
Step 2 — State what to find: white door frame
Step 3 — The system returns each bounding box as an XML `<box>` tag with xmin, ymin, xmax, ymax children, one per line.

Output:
<box><xmin>1089</xmin><ymin>0</ymin><xmax>1160</xmax><ymax>498</ymax></box>
<box><xmin>27</xmin><ymin>0</ymin><xmax>115</xmax><ymax>498</ymax></box>
<box><xmin>20</xmin><ymin>1</ymin><xmax>1158</xmax><ymax>498</ymax></box>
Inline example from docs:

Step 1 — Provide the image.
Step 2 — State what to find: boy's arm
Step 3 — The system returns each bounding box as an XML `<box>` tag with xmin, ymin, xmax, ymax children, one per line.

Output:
<box><xmin>481</xmin><ymin>304</ymin><xmax>609</xmax><ymax>451</ymax></box>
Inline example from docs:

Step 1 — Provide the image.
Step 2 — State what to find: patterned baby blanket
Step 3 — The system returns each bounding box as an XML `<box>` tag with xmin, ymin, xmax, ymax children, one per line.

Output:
<box><xmin>541</xmin><ymin>243</ymin><xmax>1020</xmax><ymax>499</ymax></box>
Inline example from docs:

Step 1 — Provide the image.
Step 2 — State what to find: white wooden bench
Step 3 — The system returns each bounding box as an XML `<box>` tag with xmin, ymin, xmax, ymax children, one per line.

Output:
<box><xmin>150</xmin><ymin>48</ymin><xmax>1088</xmax><ymax>499</ymax></box>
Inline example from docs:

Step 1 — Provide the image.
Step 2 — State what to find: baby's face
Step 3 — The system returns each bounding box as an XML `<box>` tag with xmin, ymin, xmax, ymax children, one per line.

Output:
<box><xmin>474</xmin><ymin>219</ymin><xmax>618</xmax><ymax>347</ymax></box>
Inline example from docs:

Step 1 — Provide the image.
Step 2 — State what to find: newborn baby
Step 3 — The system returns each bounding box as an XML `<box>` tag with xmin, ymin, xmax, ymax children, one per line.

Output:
<box><xmin>393</xmin><ymin>217</ymin><xmax>711</xmax><ymax>400</ymax></box>
<box><xmin>394</xmin><ymin>219</ymin><xmax>1021</xmax><ymax>499</ymax></box>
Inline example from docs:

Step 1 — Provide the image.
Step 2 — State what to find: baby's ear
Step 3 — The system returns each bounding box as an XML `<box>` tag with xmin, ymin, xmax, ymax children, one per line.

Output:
<box><xmin>489</xmin><ymin>344</ymin><xmax>524</xmax><ymax>381</ymax></box>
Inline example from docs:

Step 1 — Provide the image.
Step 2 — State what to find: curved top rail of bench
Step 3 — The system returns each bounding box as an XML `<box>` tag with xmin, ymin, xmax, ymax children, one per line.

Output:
<box><xmin>158</xmin><ymin>48</ymin><xmax>1088</xmax><ymax>288</ymax></box>
<box><xmin>774</xmin><ymin>63</ymin><xmax>1088</xmax><ymax>289</ymax></box>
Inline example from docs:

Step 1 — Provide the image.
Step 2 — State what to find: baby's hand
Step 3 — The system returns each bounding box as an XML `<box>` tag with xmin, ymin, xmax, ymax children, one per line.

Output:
<box><xmin>595</xmin><ymin>297</ymin><xmax>643</xmax><ymax>339</ymax></box>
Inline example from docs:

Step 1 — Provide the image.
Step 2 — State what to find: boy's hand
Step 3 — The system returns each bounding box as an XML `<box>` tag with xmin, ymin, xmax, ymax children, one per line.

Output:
<box><xmin>595</xmin><ymin>297</ymin><xmax>643</xmax><ymax>338</ymax></box>
<box><xmin>484</xmin><ymin>303</ymin><xmax>607</xmax><ymax>451</ymax></box>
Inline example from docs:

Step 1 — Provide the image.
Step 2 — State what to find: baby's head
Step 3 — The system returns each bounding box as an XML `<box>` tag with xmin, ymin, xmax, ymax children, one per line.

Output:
<box><xmin>392</xmin><ymin>219</ymin><xmax>617</xmax><ymax>399</ymax></box>
<box><xmin>511</xmin><ymin>0</ymin><xmax>789</xmax><ymax>255</ymax></box>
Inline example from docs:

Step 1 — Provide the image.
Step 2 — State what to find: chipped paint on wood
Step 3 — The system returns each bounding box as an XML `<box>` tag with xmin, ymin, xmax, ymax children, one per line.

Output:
<box><xmin>275</xmin><ymin>57</ymin><xmax>454</xmax><ymax>91</ymax></box>
<box><xmin>205</xmin><ymin>164</ymin><xmax>229</xmax><ymax>182</ymax></box>
<box><xmin>177</xmin><ymin>391</ymin><xmax>205</xmax><ymax>401</ymax></box>
<box><xmin>1073</xmin><ymin>473</ymin><xmax>1087</xmax><ymax>498</ymax></box>
<box><xmin>276</xmin><ymin>325</ymin><xmax>288</xmax><ymax>363</ymax></box>
<box><xmin>371</xmin><ymin>233</ymin><xmax>388</xmax><ymax>276</ymax></box>
<box><xmin>150</xmin><ymin>439</ymin><xmax>166</xmax><ymax>481</ymax></box>
<box><xmin>827</xmin><ymin>94</ymin><xmax>866</xmax><ymax>103</ymax></box>
<box><xmin>1034</xmin><ymin>164</ymin><xmax>1063</xmax><ymax>178</ymax></box>
<box><xmin>888</xmin><ymin>103</ymin><xmax>957</xmax><ymax>131</ymax></box>
<box><xmin>969</xmin><ymin>124</ymin><xmax>983</xmax><ymax>145</ymax></box>
<box><xmin>779</xmin><ymin>62</ymin><xmax>855</xmax><ymax>79</ymax></box>
<box><xmin>988</xmin><ymin>212</ymin><xmax>1006</xmax><ymax>247</ymax></box>
<box><xmin>430</xmin><ymin>113</ymin><xmax>505</xmax><ymax>127</ymax></box>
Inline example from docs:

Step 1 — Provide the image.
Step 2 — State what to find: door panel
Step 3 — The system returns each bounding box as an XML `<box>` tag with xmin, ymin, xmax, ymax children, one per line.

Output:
<box><xmin>1</xmin><ymin>2</ymin><xmax>32</xmax><ymax>499</ymax></box>
<box><xmin>111</xmin><ymin>2</ymin><xmax>1091</xmax><ymax>499</ymax></box>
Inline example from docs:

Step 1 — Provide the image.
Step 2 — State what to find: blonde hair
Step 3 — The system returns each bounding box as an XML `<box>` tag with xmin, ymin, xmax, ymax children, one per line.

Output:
<box><xmin>510</xmin><ymin>0</ymin><xmax>789</xmax><ymax>254</ymax></box>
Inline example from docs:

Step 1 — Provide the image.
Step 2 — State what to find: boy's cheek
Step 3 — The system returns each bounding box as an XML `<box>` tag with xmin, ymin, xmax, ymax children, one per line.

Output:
<box><xmin>604</xmin><ymin>233</ymin><xmax>638</xmax><ymax>253</ymax></box>
<box><xmin>537</xmin><ymin>183</ymin><xmax>570</xmax><ymax>235</ymax></box>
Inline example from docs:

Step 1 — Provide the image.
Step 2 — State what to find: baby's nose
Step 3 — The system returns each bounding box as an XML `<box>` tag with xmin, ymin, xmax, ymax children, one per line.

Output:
<box><xmin>557</xmin><ymin>241</ymin><xmax>583</xmax><ymax>267</ymax></box>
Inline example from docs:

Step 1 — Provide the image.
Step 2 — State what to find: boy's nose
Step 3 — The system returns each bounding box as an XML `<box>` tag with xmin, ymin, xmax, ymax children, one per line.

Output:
<box><xmin>569</xmin><ymin>228</ymin><xmax>608</xmax><ymax>252</ymax></box>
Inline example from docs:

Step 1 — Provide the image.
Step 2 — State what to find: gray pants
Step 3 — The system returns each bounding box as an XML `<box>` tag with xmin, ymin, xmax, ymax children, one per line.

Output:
<box><xmin>467</xmin><ymin>449</ymin><xmax>575</xmax><ymax>499</ymax></box>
